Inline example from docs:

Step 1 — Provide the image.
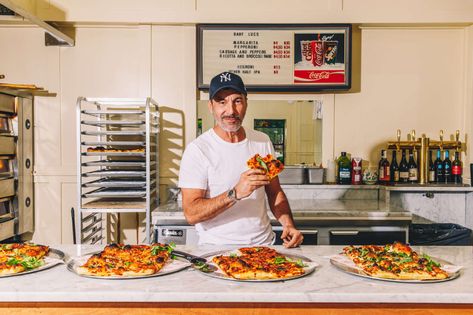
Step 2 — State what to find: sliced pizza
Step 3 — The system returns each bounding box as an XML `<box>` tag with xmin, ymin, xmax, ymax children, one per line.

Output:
<box><xmin>343</xmin><ymin>243</ymin><xmax>449</xmax><ymax>280</ymax></box>
<box><xmin>212</xmin><ymin>246</ymin><xmax>306</xmax><ymax>280</ymax></box>
<box><xmin>247</xmin><ymin>154</ymin><xmax>284</xmax><ymax>180</ymax></box>
<box><xmin>87</xmin><ymin>146</ymin><xmax>144</xmax><ymax>153</ymax></box>
<box><xmin>0</xmin><ymin>244</ymin><xmax>50</xmax><ymax>275</ymax></box>
<box><xmin>77</xmin><ymin>243</ymin><xmax>172</xmax><ymax>277</ymax></box>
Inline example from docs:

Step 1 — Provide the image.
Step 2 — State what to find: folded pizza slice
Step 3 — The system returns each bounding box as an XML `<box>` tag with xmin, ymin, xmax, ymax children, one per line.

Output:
<box><xmin>247</xmin><ymin>154</ymin><xmax>284</xmax><ymax>180</ymax></box>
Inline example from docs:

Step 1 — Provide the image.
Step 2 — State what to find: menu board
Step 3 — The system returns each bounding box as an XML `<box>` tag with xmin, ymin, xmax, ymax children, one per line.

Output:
<box><xmin>197</xmin><ymin>24</ymin><xmax>351</xmax><ymax>92</ymax></box>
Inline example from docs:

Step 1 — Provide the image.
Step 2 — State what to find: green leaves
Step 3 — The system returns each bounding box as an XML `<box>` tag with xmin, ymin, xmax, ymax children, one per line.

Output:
<box><xmin>194</xmin><ymin>261</ymin><xmax>211</xmax><ymax>273</ymax></box>
<box><xmin>151</xmin><ymin>242</ymin><xmax>176</xmax><ymax>256</ymax></box>
<box><xmin>7</xmin><ymin>256</ymin><xmax>44</xmax><ymax>270</ymax></box>
<box><xmin>256</xmin><ymin>156</ymin><xmax>269</xmax><ymax>172</ymax></box>
<box><xmin>274</xmin><ymin>257</ymin><xmax>285</xmax><ymax>264</ymax></box>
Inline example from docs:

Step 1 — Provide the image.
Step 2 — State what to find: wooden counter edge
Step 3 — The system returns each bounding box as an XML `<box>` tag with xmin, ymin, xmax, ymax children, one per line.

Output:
<box><xmin>2</xmin><ymin>302</ymin><xmax>473</xmax><ymax>315</ymax></box>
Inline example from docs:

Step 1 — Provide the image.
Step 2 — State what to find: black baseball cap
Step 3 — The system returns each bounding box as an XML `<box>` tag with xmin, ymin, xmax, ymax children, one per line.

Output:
<box><xmin>209</xmin><ymin>72</ymin><xmax>247</xmax><ymax>100</ymax></box>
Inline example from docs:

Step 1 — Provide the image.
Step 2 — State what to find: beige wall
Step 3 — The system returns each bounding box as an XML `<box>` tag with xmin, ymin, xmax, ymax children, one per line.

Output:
<box><xmin>1</xmin><ymin>1</ymin><xmax>473</xmax><ymax>243</ymax></box>
<box><xmin>198</xmin><ymin>100</ymin><xmax>323</xmax><ymax>165</ymax></box>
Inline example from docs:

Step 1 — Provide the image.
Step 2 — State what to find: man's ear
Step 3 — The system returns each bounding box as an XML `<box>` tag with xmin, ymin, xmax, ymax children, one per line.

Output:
<box><xmin>207</xmin><ymin>100</ymin><xmax>213</xmax><ymax>114</ymax></box>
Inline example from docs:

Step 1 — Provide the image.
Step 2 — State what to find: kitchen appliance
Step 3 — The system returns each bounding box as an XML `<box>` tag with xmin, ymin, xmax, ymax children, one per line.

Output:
<box><xmin>0</xmin><ymin>88</ymin><xmax>54</xmax><ymax>241</ymax></box>
<box><xmin>76</xmin><ymin>97</ymin><xmax>159</xmax><ymax>245</ymax></box>
<box><xmin>154</xmin><ymin>217</ymin><xmax>408</xmax><ymax>246</ymax></box>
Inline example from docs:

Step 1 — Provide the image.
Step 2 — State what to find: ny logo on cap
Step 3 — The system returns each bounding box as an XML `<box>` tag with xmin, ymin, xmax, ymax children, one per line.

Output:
<box><xmin>220</xmin><ymin>72</ymin><xmax>232</xmax><ymax>82</ymax></box>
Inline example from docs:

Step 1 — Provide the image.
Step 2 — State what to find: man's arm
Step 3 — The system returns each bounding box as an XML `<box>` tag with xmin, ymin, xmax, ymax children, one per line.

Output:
<box><xmin>182</xmin><ymin>169</ymin><xmax>269</xmax><ymax>225</ymax></box>
<box><xmin>265</xmin><ymin>177</ymin><xmax>303</xmax><ymax>247</ymax></box>
<box><xmin>181</xmin><ymin>188</ymin><xmax>236</xmax><ymax>225</ymax></box>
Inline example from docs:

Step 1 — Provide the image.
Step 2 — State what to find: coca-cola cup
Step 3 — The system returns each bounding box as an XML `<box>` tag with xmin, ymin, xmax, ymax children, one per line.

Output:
<box><xmin>311</xmin><ymin>40</ymin><xmax>324</xmax><ymax>67</ymax></box>
<box><xmin>300</xmin><ymin>40</ymin><xmax>312</xmax><ymax>62</ymax></box>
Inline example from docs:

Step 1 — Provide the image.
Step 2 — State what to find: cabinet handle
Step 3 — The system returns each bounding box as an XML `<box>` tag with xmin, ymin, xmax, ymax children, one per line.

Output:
<box><xmin>330</xmin><ymin>230</ymin><xmax>359</xmax><ymax>236</ymax></box>
<box><xmin>298</xmin><ymin>230</ymin><xmax>318</xmax><ymax>234</ymax></box>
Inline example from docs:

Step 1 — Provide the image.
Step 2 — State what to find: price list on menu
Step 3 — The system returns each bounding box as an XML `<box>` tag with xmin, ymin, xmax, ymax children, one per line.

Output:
<box><xmin>199</xmin><ymin>25</ymin><xmax>350</xmax><ymax>90</ymax></box>
<box><xmin>202</xmin><ymin>30</ymin><xmax>294</xmax><ymax>85</ymax></box>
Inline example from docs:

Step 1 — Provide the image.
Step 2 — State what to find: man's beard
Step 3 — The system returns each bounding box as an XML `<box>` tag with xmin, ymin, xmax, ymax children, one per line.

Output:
<box><xmin>217</xmin><ymin>114</ymin><xmax>242</xmax><ymax>132</ymax></box>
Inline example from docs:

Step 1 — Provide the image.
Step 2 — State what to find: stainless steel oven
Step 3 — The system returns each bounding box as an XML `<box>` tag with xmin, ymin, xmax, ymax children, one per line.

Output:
<box><xmin>0</xmin><ymin>90</ymin><xmax>34</xmax><ymax>241</ymax></box>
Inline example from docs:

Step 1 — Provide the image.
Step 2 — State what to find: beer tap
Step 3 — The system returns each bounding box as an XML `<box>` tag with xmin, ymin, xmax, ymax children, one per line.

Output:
<box><xmin>387</xmin><ymin>129</ymin><xmax>464</xmax><ymax>185</ymax></box>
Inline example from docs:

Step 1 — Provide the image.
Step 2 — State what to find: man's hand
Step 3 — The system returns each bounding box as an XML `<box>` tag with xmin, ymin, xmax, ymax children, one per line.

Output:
<box><xmin>281</xmin><ymin>226</ymin><xmax>304</xmax><ymax>248</ymax></box>
<box><xmin>234</xmin><ymin>169</ymin><xmax>270</xmax><ymax>199</ymax></box>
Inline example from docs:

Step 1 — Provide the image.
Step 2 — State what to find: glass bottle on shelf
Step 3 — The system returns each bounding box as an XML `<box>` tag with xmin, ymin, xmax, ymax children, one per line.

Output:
<box><xmin>443</xmin><ymin>150</ymin><xmax>452</xmax><ymax>183</ymax></box>
<box><xmin>378</xmin><ymin>150</ymin><xmax>390</xmax><ymax>184</ymax></box>
<box><xmin>428</xmin><ymin>150</ymin><xmax>435</xmax><ymax>183</ymax></box>
<box><xmin>408</xmin><ymin>150</ymin><xmax>418</xmax><ymax>183</ymax></box>
<box><xmin>434</xmin><ymin>149</ymin><xmax>444</xmax><ymax>183</ymax></box>
<box><xmin>399</xmin><ymin>149</ymin><xmax>409</xmax><ymax>183</ymax></box>
<box><xmin>390</xmin><ymin>150</ymin><xmax>399</xmax><ymax>183</ymax></box>
<box><xmin>337</xmin><ymin>152</ymin><xmax>352</xmax><ymax>185</ymax></box>
<box><xmin>452</xmin><ymin>151</ymin><xmax>463</xmax><ymax>184</ymax></box>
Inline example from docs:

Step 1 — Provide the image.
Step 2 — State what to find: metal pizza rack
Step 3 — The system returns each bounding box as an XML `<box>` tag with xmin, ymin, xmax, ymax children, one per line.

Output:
<box><xmin>76</xmin><ymin>97</ymin><xmax>159</xmax><ymax>248</ymax></box>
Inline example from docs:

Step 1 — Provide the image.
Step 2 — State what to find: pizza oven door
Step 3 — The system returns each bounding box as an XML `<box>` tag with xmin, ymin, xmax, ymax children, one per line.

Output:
<box><xmin>272</xmin><ymin>225</ymin><xmax>318</xmax><ymax>245</ymax></box>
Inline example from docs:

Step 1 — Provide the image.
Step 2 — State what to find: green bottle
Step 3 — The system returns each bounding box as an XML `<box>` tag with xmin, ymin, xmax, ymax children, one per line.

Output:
<box><xmin>337</xmin><ymin>152</ymin><xmax>352</xmax><ymax>185</ymax></box>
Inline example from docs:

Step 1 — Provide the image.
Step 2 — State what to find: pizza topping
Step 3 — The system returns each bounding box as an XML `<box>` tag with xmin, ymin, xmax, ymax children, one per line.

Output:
<box><xmin>247</xmin><ymin>154</ymin><xmax>284</xmax><ymax>180</ymax></box>
<box><xmin>78</xmin><ymin>243</ymin><xmax>173</xmax><ymax>277</ymax></box>
<box><xmin>212</xmin><ymin>246</ymin><xmax>306</xmax><ymax>280</ymax></box>
<box><xmin>342</xmin><ymin>242</ymin><xmax>449</xmax><ymax>280</ymax></box>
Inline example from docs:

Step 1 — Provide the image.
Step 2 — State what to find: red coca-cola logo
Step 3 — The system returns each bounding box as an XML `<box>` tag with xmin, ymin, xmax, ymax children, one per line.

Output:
<box><xmin>308</xmin><ymin>71</ymin><xmax>330</xmax><ymax>81</ymax></box>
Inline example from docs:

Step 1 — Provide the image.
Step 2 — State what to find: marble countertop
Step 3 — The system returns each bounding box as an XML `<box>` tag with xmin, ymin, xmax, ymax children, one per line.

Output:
<box><xmin>1</xmin><ymin>245</ymin><xmax>471</xmax><ymax>303</ymax></box>
<box><xmin>153</xmin><ymin>200</ymin><xmax>412</xmax><ymax>225</ymax></box>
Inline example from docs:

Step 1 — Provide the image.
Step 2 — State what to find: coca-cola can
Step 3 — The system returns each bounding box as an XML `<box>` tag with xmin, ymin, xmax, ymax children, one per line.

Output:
<box><xmin>300</xmin><ymin>40</ymin><xmax>312</xmax><ymax>62</ymax></box>
<box><xmin>311</xmin><ymin>40</ymin><xmax>324</xmax><ymax>67</ymax></box>
<box><xmin>324</xmin><ymin>41</ymin><xmax>338</xmax><ymax>65</ymax></box>
<box><xmin>351</xmin><ymin>157</ymin><xmax>362</xmax><ymax>185</ymax></box>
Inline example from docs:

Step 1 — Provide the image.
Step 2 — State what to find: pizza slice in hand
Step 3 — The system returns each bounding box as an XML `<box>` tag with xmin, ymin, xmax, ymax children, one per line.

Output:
<box><xmin>247</xmin><ymin>154</ymin><xmax>284</xmax><ymax>180</ymax></box>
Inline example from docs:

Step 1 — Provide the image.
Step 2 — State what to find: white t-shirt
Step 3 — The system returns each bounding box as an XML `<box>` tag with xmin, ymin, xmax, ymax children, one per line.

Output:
<box><xmin>178</xmin><ymin>128</ymin><xmax>275</xmax><ymax>245</ymax></box>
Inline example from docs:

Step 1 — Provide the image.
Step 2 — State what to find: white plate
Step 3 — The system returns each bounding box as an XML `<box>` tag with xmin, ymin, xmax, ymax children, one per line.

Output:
<box><xmin>0</xmin><ymin>248</ymin><xmax>65</xmax><ymax>278</ymax></box>
<box><xmin>330</xmin><ymin>253</ymin><xmax>461</xmax><ymax>283</ymax></box>
<box><xmin>197</xmin><ymin>249</ymin><xmax>318</xmax><ymax>282</ymax></box>
<box><xmin>67</xmin><ymin>253</ymin><xmax>191</xmax><ymax>279</ymax></box>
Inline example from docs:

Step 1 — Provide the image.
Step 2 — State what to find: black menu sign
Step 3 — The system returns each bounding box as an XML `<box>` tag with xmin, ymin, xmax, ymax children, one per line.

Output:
<box><xmin>197</xmin><ymin>24</ymin><xmax>352</xmax><ymax>92</ymax></box>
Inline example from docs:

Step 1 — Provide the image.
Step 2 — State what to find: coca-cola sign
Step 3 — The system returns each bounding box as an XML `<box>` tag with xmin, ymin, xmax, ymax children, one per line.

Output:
<box><xmin>197</xmin><ymin>24</ymin><xmax>352</xmax><ymax>92</ymax></box>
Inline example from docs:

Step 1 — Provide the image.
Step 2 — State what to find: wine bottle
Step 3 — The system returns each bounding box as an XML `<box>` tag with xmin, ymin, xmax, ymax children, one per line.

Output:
<box><xmin>390</xmin><ymin>150</ymin><xmax>399</xmax><ymax>183</ymax></box>
<box><xmin>408</xmin><ymin>150</ymin><xmax>418</xmax><ymax>183</ymax></box>
<box><xmin>443</xmin><ymin>150</ymin><xmax>452</xmax><ymax>183</ymax></box>
<box><xmin>378</xmin><ymin>150</ymin><xmax>390</xmax><ymax>184</ymax></box>
<box><xmin>399</xmin><ymin>149</ymin><xmax>409</xmax><ymax>183</ymax></box>
<box><xmin>452</xmin><ymin>151</ymin><xmax>463</xmax><ymax>184</ymax></box>
<box><xmin>434</xmin><ymin>149</ymin><xmax>444</xmax><ymax>183</ymax></box>
<box><xmin>428</xmin><ymin>150</ymin><xmax>435</xmax><ymax>183</ymax></box>
<box><xmin>337</xmin><ymin>152</ymin><xmax>352</xmax><ymax>185</ymax></box>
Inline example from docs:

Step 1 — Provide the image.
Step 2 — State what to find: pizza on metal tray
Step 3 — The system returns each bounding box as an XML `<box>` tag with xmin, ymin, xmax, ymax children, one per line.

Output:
<box><xmin>212</xmin><ymin>246</ymin><xmax>306</xmax><ymax>280</ymax></box>
<box><xmin>0</xmin><ymin>243</ymin><xmax>49</xmax><ymax>275</ymax></box>
<box><xmin>343</xmin><ymin>242</ymin><xmax>449</xmax><ymax>280</ymax></box>
<box><xmin>77</xmin><ymin>243</ymin><xmax>173</xmax><ymax>277</ymax></box>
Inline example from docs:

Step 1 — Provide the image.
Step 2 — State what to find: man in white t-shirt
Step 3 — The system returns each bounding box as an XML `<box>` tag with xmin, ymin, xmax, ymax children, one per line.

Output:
<box><xmin>178</xmin><ymin>72</ymin><xmax>303</xmax><ymax>247</ymax></box>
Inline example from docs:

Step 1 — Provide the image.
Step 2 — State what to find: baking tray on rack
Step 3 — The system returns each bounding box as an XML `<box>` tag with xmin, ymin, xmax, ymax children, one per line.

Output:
<box><xmin>82</xmin><ymin>130</ymin><xmax>146</xmax><ymax>136</ymax></box>
<box><xmin>83</xmin><ymin>179</ymin><xmax>147</xmax><ymax>188</ymax></box>
<box><xmin>81</xmin><ymin>110</ymin><xmax>145</xmax><ymax>116</ymax></box>
<box><xmin>82</xmin><ymin>160</ymin><xmax>146</xmax><ymax>167</ymax></box>
<box><xmin>83</xmin><ymin>188</ymin><xmax>146</xmax><ymax>198</ymax></box>
<box><xmin>82</xmin><ymin>152</ymin><xmax>145</xmax><ymax>157</ymax></box>
<box><xmin>82</xmin><ymin>170</ymin><xmax>146</xmax><ymax>177</ymax></box>
<box><xmin>81</xmin><ymin>120</ymin><xmax>145</xmax><ymax>126</ymax></box>
<box><xmin>82</xmin><ymin>141</ymin><xmax>145</xmax><ymax>146</ymax></box>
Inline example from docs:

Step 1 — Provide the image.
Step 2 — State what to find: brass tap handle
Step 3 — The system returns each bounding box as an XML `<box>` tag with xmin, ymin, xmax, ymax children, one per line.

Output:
<box><xmin>397</xmin><ymin>129</ymin><xmax>401</xmax><ymax>142</ymax></box>
<box><xmin>456</xmin><ymin>130</ymin><xmax>460</xmax><ymax>142</ymax></box>
<box><xmin>439</xmin><ymin>129</ymin><xmax>444</xmax><ymax>142</ymax></box>
<box><xmin>411</xmin><ymin>129</ymin><xmax>416</xmax><ymax>141</ymax></box>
